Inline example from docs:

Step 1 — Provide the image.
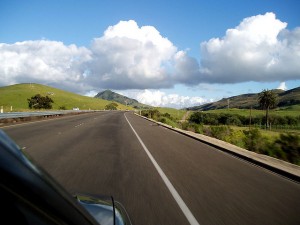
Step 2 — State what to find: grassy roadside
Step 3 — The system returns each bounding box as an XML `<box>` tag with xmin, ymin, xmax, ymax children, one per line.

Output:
<box><xmin>142</xmin><ymin>108</ymin><xmax>300</xmax><ymax>165</ymax></box>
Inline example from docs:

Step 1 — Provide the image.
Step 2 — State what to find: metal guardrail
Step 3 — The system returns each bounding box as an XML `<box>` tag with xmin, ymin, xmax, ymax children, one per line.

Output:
<box><xmin>0</xmin><ymin>110</ymin><xmax>97</xmax><ymax>119</ymax></box>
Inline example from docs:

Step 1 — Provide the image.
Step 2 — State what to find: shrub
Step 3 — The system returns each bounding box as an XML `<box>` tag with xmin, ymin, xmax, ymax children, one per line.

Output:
<box><xmin>28</xmin><ymin>94</ymin><xmax>54</xmax><ymax>109</ymax></box>
<box><xmin>189</xmin><ymin>111</ymin><xmax>300</xmax><ymax>127</ymax></box>
<box><xmin>161</xmin><ymin>117</ymin><xmax>179</xmax><ymax>128</ymax></box>
<box><xmin>162</xmin><ymin>113</ymin><xmax>173</xmax><ymax>120</ymax></box>
<box><xmin>275</xmin><ymin>133</ymin><xmax>300</xmax><ymax>165</ymax></box>
<box><xmin>105</xmin><ymin>102</ymin><xmax>118</xmax><ymax>110</ymax></box>
<box><xmin>189</xmin><ymin>112</ymin><xmax>203</xmax><ymax>124</ymax></box>
<box><xmin>226</xmin><ymin>115</ymin><xmax>242</xmax><ymax>126</ymax></box>
<box><xmin>224</xmin><ymin>130</ymin><xmax>246</xmax><ymax>148</ymax></box>
<box><xmin>192</xmin><ymin>123</ymin><xmax>203</xmax><ymax>134</ymax></box>
<box><xmin>263</xmin><ymin>142</ymin><xmax>287</xmax><ymax>161</ymax></box>
<box><xmin>181</xmin><ymin>121</ymin><xmax>189</xmax><ymax>130</ymax></box>
<box><xmin>210</xmin><ymin>126</ymin><xmax>232</xmax><ymax>141</ymax></box>
<box><xmin>141</xmin><ymin>109</ymin><xmax>160</xmax><ymax>120</ymax></box>
<box><xmin>285</xmin><ymin>116</ymin><xmax>299</xmax><ymax>126</ymax></box>
<box><xmin>59</xmin><ymin>106</ymin><xmax>67</xmax><ymax>110</ymax></box>
<box><xmin>243</xmin><ymin>129</ymin><xmax>264</xmax><ymax>153</ymax></box>
<box><xmin>158</xmin><ymin>117</ymin><xmax>166</xmax><ymax>123</ymax></box>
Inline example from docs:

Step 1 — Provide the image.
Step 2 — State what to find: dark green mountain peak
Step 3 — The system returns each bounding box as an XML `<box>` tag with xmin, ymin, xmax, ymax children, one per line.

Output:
<box><xmin>94</xmin><ymin>90</ymin><xmax>150</xmax><ymax>109</ymax></box>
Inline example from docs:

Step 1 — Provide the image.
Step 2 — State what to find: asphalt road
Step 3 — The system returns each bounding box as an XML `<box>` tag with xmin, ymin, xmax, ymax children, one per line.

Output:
<box><xmin>2</xmin><ymin>111</ymin><xmax>300</xmax><ymax>225</ymax></box>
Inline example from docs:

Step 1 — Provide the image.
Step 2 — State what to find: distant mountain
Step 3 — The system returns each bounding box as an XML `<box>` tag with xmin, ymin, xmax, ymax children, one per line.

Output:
<box><xmin>186</xmin><ymin>87</ymin><xmax>300</xmax><ymax>111</ymax></box>
<box><xmin>94</xmin><ymin>90</ymin><xmax>151</xmax><ymax>109</ymax></box>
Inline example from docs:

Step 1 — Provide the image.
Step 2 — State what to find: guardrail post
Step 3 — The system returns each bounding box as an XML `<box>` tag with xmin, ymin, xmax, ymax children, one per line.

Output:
<box><xmin>1</xmin><ymin>106</ymin><xmax>3</xmax><ymax>113</ymax></box>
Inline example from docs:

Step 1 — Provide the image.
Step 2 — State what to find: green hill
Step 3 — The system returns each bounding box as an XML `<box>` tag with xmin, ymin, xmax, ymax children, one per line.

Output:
<box><xmin>94</xmin><ymin>90</ymin><xmax>151</xmax><ymax>109</ymax></box>
<box><xmin>187</xmin><ymin>87</ymin><xmax>300</xmax><ymax>111</ymax></box>
<box><xmin>0</xmin><ymin>83</ymin><xmax>132</xmax><ymax>112</ymax></box>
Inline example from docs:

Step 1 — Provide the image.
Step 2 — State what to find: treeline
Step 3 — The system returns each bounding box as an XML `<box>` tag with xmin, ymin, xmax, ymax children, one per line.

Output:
<box><xmin>189</xmin><ymin>112</ymin><xmax>300</xmax><ymax>128</ymax></box>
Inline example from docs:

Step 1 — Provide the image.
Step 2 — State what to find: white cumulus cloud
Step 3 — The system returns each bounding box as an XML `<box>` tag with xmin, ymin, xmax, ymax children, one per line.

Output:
<box><xmin>131</xmin><ymin>90</ymin><xmax>209</xmax><ymax>109</ymax></box>
<box><xmin>85</xmin><ymin>20</ymin><xmax>179</xmax><ymax>89</ymax></box>
<box><xmin>200</xmin><ymin>12</ymin><xmax>300</xmax><ymax>83</ymax></box>
<box><xmin>277</xmin><ymin>82</ymin><xmax>287</xmax><ymax>90</ymax></box>
<box><xmin>0</xmin><ymin>40</ymin><xmax>92</xmax><ymax>92</ymax></box>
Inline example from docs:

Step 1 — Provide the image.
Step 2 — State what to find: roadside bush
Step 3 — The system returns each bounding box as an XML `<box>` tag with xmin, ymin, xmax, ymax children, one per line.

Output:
<box><xmin>202</xmin><ymin>126</ymin><xmax>211</xmax><ymax>137</ymax></box>
<box><xmin>161</xmin><ymin>113</ymin><xmax>173</xmax><ymax>120</ymax></box>
<box><xmin>205</xmin><ymin>114</ymin><xmax>219</xmax><ymax>125</ymax></box>
<box><xmin>210</xmin><ymin>126</ymin><xmax>232</xmax><ymax>141</ymax></box>
<box><xmin>141</xmin><ymin>109</ymin><xmax>160</xmax><ymax>120</ymax></box>
<box><xmin>59</xmin><ymin>106</ymin><xmax>67</xmax><ymax>110</ymax></box>
<box><xmin>218</xmin><ymin>113</ymin><xmax>228</xmax><ymax>125</ymax></box>
<box><xmin>189</xmin><ymin>112</ymin><xmax>203</xmax><ymax>124</ymax></box>
<box><xmin>285</xmin><ymin>116</ymin><xmax>299</xmax><ymax>126</ymax></box>
<box><xmin>105</xmin><ymin>102</ymin><xmax>118</xmax><ymax>110</ymax></box>
<box><xmin>192</xmin><ymin>123</ymin><xmax>203</xmax><ymax>134</ymax></box>
<box><xmin>252</xmin><ymin>115</ymin><xmax>263</xmax><ymax>127</ymax></box>
<box><xmin>262</xmin><ymin>142</ymin><xmax>287</xmax><ymax>161</ymax></box>
<box><xmin>158</xmin><ymin>117</ymin><xmax>166</xmax><ymax>123</ymax></box>
<box><xmin>181</xmin><ymin>121</ymin><xmax>189</xmax><ymax>130</ymax></box>
<box><xmin>226</xmin><ymin>115</ymin><xmax>242</xmax><ymax>126</ymax></box>
<box><xmin>201</xmin><ymin>125</ymin><xmax>299</xmax><ymax>165</ymax></box>
<box><xmin>243</xmin><ymin>129</ymin><xmax>264</xmax><ymax>153</ymax></box>
<box><xmin>224</xmin><ymin>130</ymin><xmax>246</xmax><ymax>149</ymax></box>
<box><xmin>275</xmin><ymin>133</ymin><xmax>300</xmax><ymax>165</ymax></box>
<box><xmin>160</xmin><ymin>117</ymin><xmax>179</xmax><ymax>128</ymax></box>
<box><xmin>189</xmin><ymin>111</ymin><xmax>300</xmax><ymax>128</ymax></box>
<box><xmin>141</xmin><ymin>110</ymin><xmax>149</xmax><ymax>117</ymax></box>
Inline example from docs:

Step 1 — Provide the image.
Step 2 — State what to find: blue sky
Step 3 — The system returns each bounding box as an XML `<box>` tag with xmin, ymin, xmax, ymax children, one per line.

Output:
<box><xmin>1</xmin><ymin>0</ymin><xmax>300</xmax><ymax>108</ymax></box>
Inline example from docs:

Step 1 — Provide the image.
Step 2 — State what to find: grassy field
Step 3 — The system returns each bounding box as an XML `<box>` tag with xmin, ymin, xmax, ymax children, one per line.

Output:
<box><xmin>156</xmin><ymin>107</ymin><xmax>187</xmax><ymax>120</ymax></box>
<box><xmin>0</xmin><ymin>83</ymin><xmax>132</xmax><ymax>111</ymax></box>
<box><xmin>191</xmin><ymin>107</ymin><xmax>300</xmax><ymax>117</ymax></box>
<box><xmin>188</xmin><ymin>107</ymin><xmax>300</xmax><ymax>133</ymax></box>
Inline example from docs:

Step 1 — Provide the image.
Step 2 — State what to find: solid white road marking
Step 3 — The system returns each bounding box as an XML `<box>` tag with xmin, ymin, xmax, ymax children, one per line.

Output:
<box><xmin>124</xmin><ymin>114</ymin><xmax>200</xmax><ymax>225</ymax></box>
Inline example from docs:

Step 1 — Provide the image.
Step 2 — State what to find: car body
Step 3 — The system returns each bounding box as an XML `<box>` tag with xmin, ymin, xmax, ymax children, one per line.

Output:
<box><xmin>0</xmin><ymin>129</ymin><xmax>132</xmax><ymax>225</ymax></box>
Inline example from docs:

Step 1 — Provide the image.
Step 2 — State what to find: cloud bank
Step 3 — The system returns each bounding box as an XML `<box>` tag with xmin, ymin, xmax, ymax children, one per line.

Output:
<box><xmin>200</xmin><ymin>12</ymin><xmax>300</xmax><ymax>83</ymax></box>
<box><xmin>0</xmin><ymin>40</ymin><xmax>92</xmax><ymax>92</ymax></box>
<box><xmin>0</xmin><ymin>12</ymin><xmax>299</xmax><ymax>104</ymax></box>
<box><xmin>118</xmin><ymin>89</ymin><xmax>210</xmax><ymax>109</ymax></box>
<box><xmin>85</xmin><ymin>20</ymin><xmax>178</xmax><ymax>89</ymax></box>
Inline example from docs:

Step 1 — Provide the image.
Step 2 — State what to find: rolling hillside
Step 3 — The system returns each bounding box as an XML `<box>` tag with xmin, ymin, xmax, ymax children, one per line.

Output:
<box><xmin>187</xmin><ymin>87</ymin><xmax>300</xmax><ymax>111</ymax></box>
<box><xmin>95</xmin><ymin>90</ymin><xmax>151</xmax><ymax>109</ymax></box>
<box><xmin>0</xmin><ymin>83</ymin><xmax>132</xmax><ymax>111</ymax></box>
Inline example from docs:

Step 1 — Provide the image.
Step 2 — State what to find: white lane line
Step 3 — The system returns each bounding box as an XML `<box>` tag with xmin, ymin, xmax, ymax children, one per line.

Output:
<box><xmin>124</xmin><ymin>114</ymin><xmax>200</xmax><ymax>225</ymax></box>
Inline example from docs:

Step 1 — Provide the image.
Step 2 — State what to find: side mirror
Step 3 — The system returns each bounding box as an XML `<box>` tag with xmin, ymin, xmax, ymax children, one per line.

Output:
<box><xmin>75</xmin><ymin>194</ymin><xmax>132</xmax><ymax>225</ymax></box>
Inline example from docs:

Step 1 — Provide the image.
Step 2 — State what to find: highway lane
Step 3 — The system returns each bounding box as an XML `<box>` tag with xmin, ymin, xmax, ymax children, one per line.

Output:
<box><xmin>2</xmin><ymin>111</ymin><xmax>300</xmax><ymax>225</ymax></box>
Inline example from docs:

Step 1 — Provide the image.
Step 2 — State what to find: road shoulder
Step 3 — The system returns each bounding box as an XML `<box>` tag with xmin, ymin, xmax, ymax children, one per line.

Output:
<box><xmin>134</xmin><ymin>113</ymin><xmax>300</xmax><ymax>182</ymax></box>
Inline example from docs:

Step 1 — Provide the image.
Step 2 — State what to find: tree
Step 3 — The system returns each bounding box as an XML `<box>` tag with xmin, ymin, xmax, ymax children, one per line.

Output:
<box><xmin>105</xmin><ymin>102</ymin><xmax>118</xmax><ymax>110</ymax></box>
<box><xmin>258</xmin><ymin>89</ymin><xmax>278</xmax><ymax>129</ymax></box>
<box><xmin>28</xmin><ymin>94</ymin><xmax>54</xmax><ymax>109</ymax></box>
